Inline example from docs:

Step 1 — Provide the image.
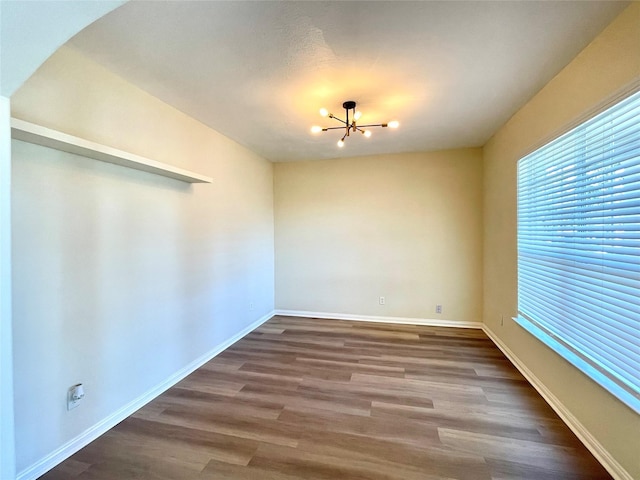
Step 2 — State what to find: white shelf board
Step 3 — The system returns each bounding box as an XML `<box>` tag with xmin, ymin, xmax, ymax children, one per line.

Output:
<box><xmin>10</xmin><ymin>118</ymin><xmax>212</xmax><ymax>184</ymax></box>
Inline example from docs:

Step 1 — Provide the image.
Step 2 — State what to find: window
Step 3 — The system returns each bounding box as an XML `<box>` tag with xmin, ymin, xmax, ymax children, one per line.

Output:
<box><xmin>516</xmin><ymin>90</ymin><xmax>640</xmax><ymax>413</ymax></box>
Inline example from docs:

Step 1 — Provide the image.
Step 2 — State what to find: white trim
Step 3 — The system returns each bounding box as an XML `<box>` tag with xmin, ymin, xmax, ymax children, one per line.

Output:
<box><xmin>482</xmin><ymin>325</ymin><xmax>633</xmax><ymax>480</ymax></box>
<box><xmin>0</xmin><ymin>96</ymin><xmax>16</xmax><ymax>480</ymax></box>
<box><xmin>17</xmin><ymin>311</ymin><xmax>275</xmax><ymax>480</ymax></box>
<box><xmin>274</xmin><ymin>309</ymin><xmax>482</xmax><ymax>329</ymax></box>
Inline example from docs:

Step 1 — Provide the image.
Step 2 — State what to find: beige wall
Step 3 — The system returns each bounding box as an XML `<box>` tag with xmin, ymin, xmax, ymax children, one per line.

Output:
<box><xmin>483</xmin><ymin>4</ymin><xmax>640</xmax><ymax>478</ymax></box>
<box><xmin>11</xmin><ymin>47</ymin><xmax>275</xmax><ymax>474</ymax></box>
<box><xmin>275</xmin><ymin>149</ymin><xmax>483</xmax><ymax>324</ymax></box>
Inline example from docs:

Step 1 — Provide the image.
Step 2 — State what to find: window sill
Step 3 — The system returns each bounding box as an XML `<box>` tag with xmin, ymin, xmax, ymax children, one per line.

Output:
<box><xmin>514</xmin><ymin>315</ymin><xmax>640</xmax><ymax>414</ymax></box>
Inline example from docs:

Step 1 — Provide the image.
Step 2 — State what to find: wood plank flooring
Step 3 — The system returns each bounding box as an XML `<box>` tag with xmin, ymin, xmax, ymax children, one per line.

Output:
<box><xmin>40</xmin><ymin>316</ymin><xmax>612</xmax><ymax>480</ymax></box>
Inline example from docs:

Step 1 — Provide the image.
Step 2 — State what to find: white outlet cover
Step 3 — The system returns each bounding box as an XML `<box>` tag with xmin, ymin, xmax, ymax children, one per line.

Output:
<box><xmin>67</xmin><ymin>384</ymin><xmax>84</xmax><ymax>410</ymax></box>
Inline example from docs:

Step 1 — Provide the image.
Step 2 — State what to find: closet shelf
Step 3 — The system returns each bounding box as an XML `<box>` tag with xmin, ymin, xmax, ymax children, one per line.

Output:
<box><xmin>11</xmin><ymin>118</ymin><xmax>213</xmax><ymax>184</ymax></box>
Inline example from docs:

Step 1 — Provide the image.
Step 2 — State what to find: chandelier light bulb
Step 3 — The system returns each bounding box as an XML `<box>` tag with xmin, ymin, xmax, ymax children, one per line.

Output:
<box><xmin>310</xmin><ymin>126</ymin><xmax>322</xmax><ymax>134</ymax></box>
<box><xmin>337</xmin><ymin>139</ymin><xmax>345</xmax><ymax>148</ymax></box>
<box><xmin>354</xmin><ymin>111</ymin><xmax>362</xmax><ymax>121</ymax></box>
<box><xmin>364</xmin><ymin>130</ymin><xmax>372</xmax><ymax>138</ymax></box>
<box><xmin>319</xmin><ymin>108</ymin><xmax>329</xmax><ymax>117</ymax></box>
<box><xmin>388</xmin><ymin>120</ymin><xmax>400</xmax><ymax>129</ymax></box>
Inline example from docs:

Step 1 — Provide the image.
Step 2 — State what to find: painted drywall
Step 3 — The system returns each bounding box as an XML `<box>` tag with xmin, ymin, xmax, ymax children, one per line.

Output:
<box><xmin>2</xmin><ymin>3</ymin><xmax>123</xmax><ymax>474</ymax></box>
<box><xmin>0</xmin><ymin>0</ymin><xmax>123</xmax><ymax>96</ymax></box>
<box><xmin>483</xmin><ymin>3</ymin><xmax>640</xmax><ymax>478</ymax></box>
<box><xmin>10</xmin><ymin>46</ymin><xmax>275</xmax><ymax>474</ymax></box>
<box><xmin>274</xmin><ymin>150</ymin><xmax>483</xmax><ymax>323</ymax></box>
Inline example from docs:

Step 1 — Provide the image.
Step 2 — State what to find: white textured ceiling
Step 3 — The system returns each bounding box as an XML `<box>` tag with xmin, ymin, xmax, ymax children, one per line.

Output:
<box><xmin>67</xmin><ymin>1</ymin><xmax>628</xmax><ymax>162</ymax></box>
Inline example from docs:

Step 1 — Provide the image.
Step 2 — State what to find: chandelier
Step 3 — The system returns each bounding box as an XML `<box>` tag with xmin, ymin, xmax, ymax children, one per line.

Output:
<box><xmin>310</xmin><ymin>101</ymin><xmax>399</xmax><ymax>147</ymax></box>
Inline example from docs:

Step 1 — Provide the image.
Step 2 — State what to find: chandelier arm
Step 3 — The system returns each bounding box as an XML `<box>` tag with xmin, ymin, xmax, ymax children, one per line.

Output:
<box><xmin>356</xmin><ymin>123</ymin><xmax>388</xmax><ymax>128</ymax></box>
<box><xmin>322</xmin><ymin>126</ymin><xmax>347</xmax><ymax>131</ymax></box>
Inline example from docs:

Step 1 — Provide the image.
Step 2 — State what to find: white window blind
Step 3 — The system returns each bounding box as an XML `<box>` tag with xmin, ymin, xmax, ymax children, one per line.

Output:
<box><xmin>517</xmin><ymin>90</ymin><xmax>640</xmax><ymax>413</ymax></box>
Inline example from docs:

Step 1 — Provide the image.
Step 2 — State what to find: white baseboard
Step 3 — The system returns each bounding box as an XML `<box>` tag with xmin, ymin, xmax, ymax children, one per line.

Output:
<box><xmin>274</xmin><ymin>309</ymin><xmax>482</xmax><ymax>329</ymax></box>
<box><xmin>482</xmin><ymin>325</ymin><xmax>632</xmax><ymax>480</ymax></box>
<box><xmin>17</xmin><ymin>311</ymin><xmax>275</xmax><ymax>480</ymax></box>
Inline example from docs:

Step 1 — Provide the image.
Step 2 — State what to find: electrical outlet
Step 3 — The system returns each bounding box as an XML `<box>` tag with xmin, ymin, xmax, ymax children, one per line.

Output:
<box><xmin>501</xmin><ymin>315</ymin><xmax>504</xmax><ymax>326</ymax></box>
<box><xmin>436</xmin><ymin>304</ymin><xmax>442</xmax><ymax>314</ymax></box>
<box><xmin>67</xmin><ymin>384</ymin><xmax>85</xmax><ymax>411</ymax></box>
<box><xmin>249</xmin><ymin>302</ymin><xmax>254</xmax><ymax>311</ymax></box>
<box><xmin>379</xmin><ymin>296</ymin><xmax>385</xmax><ymax>305</ymax></box>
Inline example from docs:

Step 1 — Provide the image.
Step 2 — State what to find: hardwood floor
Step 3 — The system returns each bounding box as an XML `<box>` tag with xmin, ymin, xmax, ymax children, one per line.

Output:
<box><xmin>40</xmin><ymin>316</ymin><xmax>612</xmax><ymax>479</ymax></box>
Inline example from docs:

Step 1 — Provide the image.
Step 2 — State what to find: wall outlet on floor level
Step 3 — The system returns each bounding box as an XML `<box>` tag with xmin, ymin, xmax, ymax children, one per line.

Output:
<box><xmin>436</xmin><ymin>304</ymin><xmax>442</xmax><ymax>314</ymax></box>
<box><xmin>249</xmin><ymin>302</ymin><xmax>254</xmax><ymax>311</ymax></box>
<box><xmin>379</xmin><ymin>296</ymin><xmax>385</xmax><ymax>305</ymax></box>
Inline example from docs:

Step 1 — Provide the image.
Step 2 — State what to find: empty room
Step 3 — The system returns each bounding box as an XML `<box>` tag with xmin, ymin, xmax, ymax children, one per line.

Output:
<box><xmin>1</xmin><ymin>1</ymin><xmax>639</xmax><ymax>479</ymax></box>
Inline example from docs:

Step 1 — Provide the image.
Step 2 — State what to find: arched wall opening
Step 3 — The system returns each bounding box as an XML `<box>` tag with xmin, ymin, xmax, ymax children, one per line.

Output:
<box><xmin>1</xmin><ymin>3</ymin><xmax>124</xmax><ymax>478</ymax></box>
